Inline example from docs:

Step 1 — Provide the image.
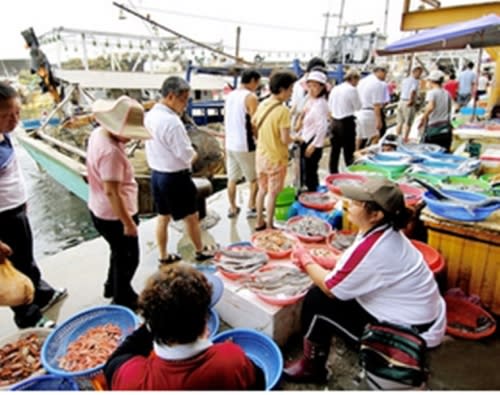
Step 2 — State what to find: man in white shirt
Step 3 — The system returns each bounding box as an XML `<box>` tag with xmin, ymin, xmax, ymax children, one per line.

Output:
<box><xmin>395</xmin><ymin>66</ymin><xmax>423</xmax><ymax>142</ymax></box>
<box><xmin>457</xmin><ymin>61</ymin><xmax>476</xmax><ymax>109</ymax></box>
<box><xmin>0</xmin><ymin>82</ymin><xmax>67</xmax><ymax>329</ymax></box>
<box><xmin>328</xmin><ymin>69</ymin><xmax>361</xmax><ymax>173</ymax></box>
<box><xmin>476</xmin><ymin>71</ymin><xmax>489</xmax><ymax>99</ymax></box>
<box><xmin>224</xmin><ymin>69</ymin><xmax>261</xmax><ymax>219</ymax></box>
<box><xmin>356</xmin><ymin>64</ymin><xmax>387</xmax><ymax>150</ymax></box>
<box><xmin>145</xmin><ymin>76</ymin><xmax>214</xmax><ymax>263</ymax></box>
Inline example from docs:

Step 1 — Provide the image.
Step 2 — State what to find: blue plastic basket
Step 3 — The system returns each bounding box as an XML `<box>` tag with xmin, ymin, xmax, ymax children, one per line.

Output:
<box><xmin>208</xmin><ymin>308</ymin><xmax>220</xmax><ymax>338</ymax></box>
<box><xmin>212</xmin><ymin>328</ymin><xmax>283</xmax><ymax>390</ymax></box>
<box><xmin>202</xmin><ymin>272</ymin><xmax>224</xmax><ymax>308</ymax></box>
<box><xmin>41</xmin><ymin>305</ymin><xmax>140</xmax><ymax>379</ymax></box>
<box><xmin>10</xmin><ymin>374</ymin><xmax>79</xmax><ymax>391</ymax></box>
<box><xmin>423</xmin><ymin>189</ymin><xmax>500</xmax><ymax>221</ymax></box>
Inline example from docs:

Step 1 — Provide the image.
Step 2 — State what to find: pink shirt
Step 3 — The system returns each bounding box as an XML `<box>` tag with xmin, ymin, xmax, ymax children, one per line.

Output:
<box><xmin>86</xmin><ymin>127</ymin><xmax>138</xmax><ymax>220</ymax></box>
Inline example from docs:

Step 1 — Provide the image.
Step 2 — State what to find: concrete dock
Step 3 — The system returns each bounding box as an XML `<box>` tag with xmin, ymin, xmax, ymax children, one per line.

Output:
<box><xmin>1</xmin><ymin>182</ymin><xmax>500</xmax><ymax>390</ymax></box>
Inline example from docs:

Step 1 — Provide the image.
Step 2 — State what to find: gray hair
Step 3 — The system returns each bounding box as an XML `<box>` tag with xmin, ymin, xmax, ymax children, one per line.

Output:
<box><xmin>161</xmin><ymin>76</ymin><xmax>190</xmax><ymax>98</ymax></box>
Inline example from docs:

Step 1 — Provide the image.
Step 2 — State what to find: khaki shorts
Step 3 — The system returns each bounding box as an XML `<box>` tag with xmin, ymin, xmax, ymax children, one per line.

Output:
<box><xmin>256</xmin><ymin>153</ymin><xmax>287</xmax><ymax>195</ymax></box>
<box><xmin>396</xmin><ymin>101</ymin><xmax>416</xmax><ymax>127</ymax></box>
<box><xmin>227</xmin><ymin>150</ymin><xmax>257</xmax><ymax>182</ymax></box>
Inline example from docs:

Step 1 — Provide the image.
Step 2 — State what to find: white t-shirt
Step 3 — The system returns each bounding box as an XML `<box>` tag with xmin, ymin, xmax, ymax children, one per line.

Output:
<box><xmin>357</xmin><ymin>74</ymin><xmax>386</xmax><ymax>109</ymax></box>
<box><xmin>0</xmin><ymin>134</ymin><xmax>27</xmax><ymax>212</ymax></box>
<box><xmin>145</xmin><ymin>103</ymin><xmax>195</xmax><ymax>172</ymax></box>
<box><xmin>224</xmin><ymin>88</ymin><xmax>255</xmax><ymax>152</ymax></box>
<box><xmin>328</xmin><ymin>81</ymin><xmax>361</xmax><ymax>119</ymax></box>
<box><xmin>477</xmin><ymin>75</ymin><xmax>488</xmax><ymax>91</ymax></box>
<box><xmin>400</xmin><ymin>76</ymin><xmax>419</xmax><ymax>101</ymax></box>
<box><xmin>324</xmin><ymin>224</ymin><xmax>446</xmax><ymax>348</ymax></box>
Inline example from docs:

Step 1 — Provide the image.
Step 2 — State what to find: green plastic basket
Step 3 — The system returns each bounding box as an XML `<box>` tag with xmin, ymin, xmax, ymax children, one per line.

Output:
<box><xmin>347</xmin><ymin>164</ymin><xmax>392</xmax><ymax>180</ymax></box>
<box><xmin>275</xmin><ymin>186</ymin><xmax>296</xmax><ymax>206</ymax></box>
<box><xmin>361</xmin><ymin>161</ymin><xmax>410</xmax><ymax>178</ymax></box>
<box><xmin>442</xmin><ymin>176</ymin><xmax>491</xmax><ymax>195</ymax></box>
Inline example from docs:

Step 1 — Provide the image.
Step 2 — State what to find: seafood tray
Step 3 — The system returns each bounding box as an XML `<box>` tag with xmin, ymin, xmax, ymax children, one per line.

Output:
<box><xmin>215</xmin><ymin>245</ymin><xmax>269</xmax><ymax>280</ymax></box>
<box><xmin>325</xmin><ymin>173</ymin><xmax>367</xmax><ymax>196</ymax></box>
<box><xmin>397</xmin><ymin>182</ymin><xmax>424</xmax><ymax>206</ymax></box>
<box><xmin>0</xmin><ymin>329</ymin><xmax>51</xmax><ymax>390</ymax></box>
<box><xmin>298</xmin><ymin>192</ymin><xmax>336</xmax><ymax>211</ymax></box>
<box><xmin>245</xmin><ymin>263</ymin><xmax>312</xmax><ymax>306</ymax></box>
<box><xmin>251</xmin><ymin>230</ymin><xmax>295</xmax><ymax>259</ymax></box>
<box><xmin>286</xmin><ymin>216</ymin><xmax>332</xmax><ymax>242</ymax></box>
<box><xmin>327</xmin><ymin>230</ymin><xmax>357</xmax><ymax>251</ymax></box>
<box><xmin>291</xmin><ymin>243</ymin><xmax>341</xmax><ymax>270</ymax></box>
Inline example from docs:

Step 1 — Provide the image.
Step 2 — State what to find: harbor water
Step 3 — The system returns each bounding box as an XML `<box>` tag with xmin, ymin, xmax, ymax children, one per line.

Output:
<box><xmin>15</xmin><ymin>140</ymin><xmax>98</xmax><ymax>260</ymax></box>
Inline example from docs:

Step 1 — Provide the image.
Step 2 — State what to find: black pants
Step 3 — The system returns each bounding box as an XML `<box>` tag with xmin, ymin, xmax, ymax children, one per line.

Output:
<box><xmin>0</xmin><ymin>204</ymin><xmax>55</xmax><ymax>328</ymax></box>
<box><xmin>299</xmin><ymin>143</ymin><xmax>323</xmax><ymax>192</ymax></box>
<box><xmin>90</xmin><ymin>212</ymin><xmax>140</xmax><ymax>308</ymax></box>
<box><xmin>379</xmin><ymin>107</ymin><xmax>387</xmax><ymax>138</ymax></box>
<box><xmin>423</xmin><ymin>130</ymin><xmax>452</xmax><ymax>153</ymax></box>
<box><xmin>329</xmin><ymin>116</ymin><xmax>356</xmax><ymax>174</ymax></box>
<box><xmin>301</xmin><ymin>286</ymin><xmax>377</xmax><ymax>347</ymax></box>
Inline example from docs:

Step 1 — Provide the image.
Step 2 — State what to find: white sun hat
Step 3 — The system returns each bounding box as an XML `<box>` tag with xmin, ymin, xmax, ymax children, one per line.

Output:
<box><xmin>92</xmin><ymin>96</ymin><xmax>151</xmax><ymax>140</ymax></box>
<box><xmin>306</xmin><ymin>70</ymin><xmax>328</xmax><ymax>85</ymax></box>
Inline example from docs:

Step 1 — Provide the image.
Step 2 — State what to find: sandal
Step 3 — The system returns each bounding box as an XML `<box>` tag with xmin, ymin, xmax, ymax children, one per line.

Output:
<box><xmin>39</xmin><ymin>288</ymin><xmax>68</xmax><ymax>313</ymax></box>
<box><xmin>195</xmin><ymin>247</ymin><xmax>216</xmax><ymax>261</ymax></box>
<box><xmin>227</xmin><ymin>207</ymin><xmax>241</xmax><ymax>218</ymax></box>
<box><xmin>254</xmin><ymin>223</ymin><xmax>267</xmax><ymax>232</ymax></box>
<box><xmin>158</xmin><ymin>253</ymin><xmax>182</xmax><ymax>265</ymax></box>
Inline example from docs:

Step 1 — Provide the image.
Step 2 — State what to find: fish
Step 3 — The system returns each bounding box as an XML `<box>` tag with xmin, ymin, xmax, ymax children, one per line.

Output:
<box><xmin>244</xmin><ymin>265</ymin><xmax>312</xmax><ymax>298</ymax></box>
<box><xmin>216</xmin><ymin>251</ymin><xmax>268</xmax><ymax>274</ymax></box>
<box><xmin>330</xmin><ymin>233</ymin><xmax>356</xmax><ymax>251</ymax></box>
<box><xmin>288</xmin><ymin>216</ymin><xmax>330</xmax><ymax>238</ymax></box>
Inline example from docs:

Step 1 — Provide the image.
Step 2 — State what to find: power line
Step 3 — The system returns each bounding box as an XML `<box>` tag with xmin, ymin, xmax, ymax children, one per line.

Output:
<box><xmin>134</xmin><ymin>5</ymin><xmax>322</xmax><ymax>33</ymax></box>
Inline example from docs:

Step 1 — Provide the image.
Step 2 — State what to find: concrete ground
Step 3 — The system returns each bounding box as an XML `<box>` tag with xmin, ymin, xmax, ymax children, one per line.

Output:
<box><xmin>1</xmin><ymin>153</ymin><xmax>500</xmax><ymax>390</ymax></box>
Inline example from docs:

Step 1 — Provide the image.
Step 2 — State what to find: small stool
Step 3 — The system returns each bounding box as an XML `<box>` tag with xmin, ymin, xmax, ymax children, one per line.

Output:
<box><xmin>192</xmin><ymin>177</ymin><xmax>213</xmax><ymax>220</ymax></box>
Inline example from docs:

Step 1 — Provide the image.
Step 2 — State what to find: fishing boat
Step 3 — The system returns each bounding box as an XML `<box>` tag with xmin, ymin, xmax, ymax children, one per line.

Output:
<box><xmin>16</xmin><ymin>63</ymin><xmax>230</xmax><ymax>215</ymax></box>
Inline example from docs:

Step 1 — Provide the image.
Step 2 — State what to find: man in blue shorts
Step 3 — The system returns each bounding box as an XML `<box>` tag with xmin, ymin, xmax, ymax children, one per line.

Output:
<box><xmin>145</xmin><ymin>77</ymin><xmax>215</xmax><ymax>263</ymax></box>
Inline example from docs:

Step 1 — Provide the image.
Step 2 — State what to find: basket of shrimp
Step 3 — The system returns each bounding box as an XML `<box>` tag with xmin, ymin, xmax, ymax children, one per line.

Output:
<box><xmin>41</xmin><ymin>305</ymin><xmax>140</xmax><ymax>384</ymax></box>
<box><xmin>0</xmin><ymin>328</ymin><xmax>52</xmax><ymax>390</ymax></box>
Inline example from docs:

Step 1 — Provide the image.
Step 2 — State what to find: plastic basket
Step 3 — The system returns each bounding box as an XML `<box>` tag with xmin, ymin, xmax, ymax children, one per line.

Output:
<box><xmin>410</xmin><ymin>240</ymin><xmax>445</xmax><ymax>275</ymax></box>
<box><xmin>397</xmin><ymin>182</ymin><xmax>424</xmax><ymax>206</ymax></box>
<box><xmin>442</xmin><ymin>176</ymin><xmax>491</xmax><ymax>194</ymax></box>
<box><xmin>41</xmin><ymin>305</ymin><xmax>140</xmax><ymax>379</ymax></box>
<box><xmin>347</xmin><ymin>164</ymin><xmax>392</xmax><ymax>179</ymax></box>
<box><xmin>325</xmin><ymin>173</ymin><xmax>368</xmax><ymax>195</ymax></box>
<box><xmin>298</xmin><ymin>192</ymin><xmax>336</xmax><ymax>212</ymax></box>
<box><xmin>202</xmin><ymin>272</ymin><xmax>224</xmax><ymax>307</ymax></box>
<box><xmin>444</xmin><ymin>295</ymin><xmax>497</xmax><ymax>340</ymax></box>
<box><xmin>207</xmin><ymin>308</ymin><xmax>220</xmax><ymax>339</ymax></box>
<box><xmin>212</xmin><ymin>328</ymin><xmax>283</xmax><ymax>390</ymax></box>
<box><xmin>275</xmin><ymin>186</ymin><xmax>296</xmax><ymax>206</ymax></box>
<box><xmin>286</xmin><ymin>215</ymin><xmax>332</xmax><ymax>243</ymax></box>
<box><xmin>251</xmin><ymin>229</ymin><xmax>295</xmax><ymax>259</ymax></box>
<box><xmin>423</xmin><ymin>189</ymin><xmax>500</xmax><ymax>222</ymax></box>
<box><xmin>10</xmin><ymin>374</ymin><xmax>79</xmax><ymax>391</ymax></box>
<box><xmin>0</xmin><ymin>328</ymin><xmax>52</xmax><ymax>390</ymax></box>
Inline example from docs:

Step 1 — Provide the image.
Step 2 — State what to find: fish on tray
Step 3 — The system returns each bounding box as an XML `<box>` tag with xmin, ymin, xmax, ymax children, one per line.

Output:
<box><xmin>330</xmin><ymin>233</ymin><xmax>356</xmax><ymax>251</ymax></box>
<box><xmin>245</xmin><ymin>265</ymin><xmax>312</xmax><ymax>299</ymax></box>
<box><xmin>216</xmin><ymin>249</ymin><xmax>268</xmax><ymax>274</ymax></box>
<box><xmin>287</xmin><ymin>216</ymin><xmax>330</xmax><ymax>238</ymax></box>
<box><xmin>300</xmin><ymin>193</ymin><xmax>332</xmax><ymax>204</ymax></box>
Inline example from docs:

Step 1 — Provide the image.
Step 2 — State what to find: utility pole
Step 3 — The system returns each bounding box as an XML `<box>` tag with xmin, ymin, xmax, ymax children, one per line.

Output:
<box><xmin>235</xmin><ymin>26</ymin><xmax>241</xmax><ymax>64</ymax></box>
<box><xmin>320</xmin><ymin>12</ymin><xmax>339</xmax><ymax>58</ymax></box>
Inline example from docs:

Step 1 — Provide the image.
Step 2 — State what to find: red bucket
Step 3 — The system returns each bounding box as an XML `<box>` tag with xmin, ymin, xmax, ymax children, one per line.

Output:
<box><xmin>325</xmin><ymin>173</ymin><xmax>367</xmax><ymax>196</ymax></box>
<box><xmin>410</xmin><ymin>240</ymin><xmax>445</xmax><ymax>275</ymax></box>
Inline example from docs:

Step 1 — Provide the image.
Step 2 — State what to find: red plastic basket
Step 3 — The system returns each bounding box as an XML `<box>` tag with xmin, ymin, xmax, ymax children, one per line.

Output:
<box><xmin>325</xmin><ymin>173</ymin><xmax>367</xmax><ymax>196</ymax></box>
<box><xmin>410</xmin><ymin>240</ymin><xmax>445</xmax><ymax>275</ymax></box>
<box><xmin>215</xmin><ymin>245</ymin><xmax>267</xmax><ymax>281</ymax></box>
<box><xmin>251</xmin><ymin>229</ymin><xmax>295</xmax><ymax>259</ymax></box>
<box><xmin>286</xmin><ymin>216</ymin><xmax>332</xmax><ymax>243</ymax></box>
<box><xmin>397</xmin><ymin>183</ymin><xmax>424</xmax><ymax>207</ymax></box>
<box><xmin>291</xmin><ymin>243</ymin><xmax>341</xmax><ymax>270</ymax></box>
<box><xmin>298</xmin><ymin>192</ymin><xmax>336</xmax><ymax>211</ymax></box>
<box><xmin>444</xmin><ymin>295</ymin><xmax>497</xmax><ymax>340</ymax></box>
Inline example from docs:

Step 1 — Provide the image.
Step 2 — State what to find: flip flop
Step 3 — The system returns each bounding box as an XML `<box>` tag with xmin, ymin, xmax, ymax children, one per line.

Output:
<box><xmin>158</xmin><ymin>253</ymin><xmax>182</xmax><ymax>265</ymax></box>
<box><xmin>254</xmin><ymin>223</ymin><xmax>267</xmax><ymax>232</ymax></box>
<box><xmin>227</xmin><ymin>207</ymin><xmax>241</xmax><ymax>218</ymax></box>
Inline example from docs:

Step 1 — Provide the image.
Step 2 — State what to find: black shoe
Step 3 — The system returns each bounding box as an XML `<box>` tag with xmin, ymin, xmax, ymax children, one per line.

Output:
<box><xmin>39</xmin><ymin>288</ymin><xmax>68</xmax><ymax>313</ymax></box>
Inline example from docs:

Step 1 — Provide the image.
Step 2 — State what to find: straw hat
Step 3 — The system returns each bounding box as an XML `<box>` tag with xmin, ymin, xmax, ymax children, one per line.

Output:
<box><xmin>92</xmin><ymin>96</ymin><xmax>151</xmax><ymax>140</ymax></box>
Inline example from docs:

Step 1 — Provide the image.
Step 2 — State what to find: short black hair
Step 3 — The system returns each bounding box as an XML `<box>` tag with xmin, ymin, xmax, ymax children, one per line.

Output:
<box><xmin>306</xmin><ymin>57</ymin><xmax>326</xmax><ymax>73</ymax></box>
<box><xmin>269</xmin><ymin>70</ymin><xmax>297</xmax><ymax>94</ymax></box>
<box><xmin>139</xmin><ymin>265</ymin><xmax>212</xmax><ymax>345</ymax></box>
<box><xmin>241</xmin><ymin>69</ymin><xmax>261</xmax><ymax>84</ymax></box>
<box><xmin>467</xmin><ymin>61</ymin><xmax>474</xmax><ymax>69</ymax></box>
<box><xmin>0</xmin><ymin>82</ymin><xmax>18</xmax><ymax>105</ymax></box>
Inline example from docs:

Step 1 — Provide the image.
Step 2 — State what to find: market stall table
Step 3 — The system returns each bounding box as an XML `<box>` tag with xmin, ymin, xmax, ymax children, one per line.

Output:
<box><xmin>420</xmin><ymin>208</ymin><xmax>500</xmax><ymax>314</ymax></box>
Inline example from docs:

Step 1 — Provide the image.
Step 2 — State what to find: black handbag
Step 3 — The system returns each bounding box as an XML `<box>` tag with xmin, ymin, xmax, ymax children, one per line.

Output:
<box><xmin>359</xmin><ymin>322</ymin><xmax>428</xmax><ymax>390</ymax></box>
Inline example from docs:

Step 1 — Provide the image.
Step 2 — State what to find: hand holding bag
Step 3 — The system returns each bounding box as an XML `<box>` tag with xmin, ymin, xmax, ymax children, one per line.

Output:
<box><xmin>359</xmin><ymin>322</ymin><xmax>428</xmax><ymax>390</ymax></box>
<box><xmin>0</xmin><ymin>258</ymin><xmax>35</xmax><ymax>306</ymax></box>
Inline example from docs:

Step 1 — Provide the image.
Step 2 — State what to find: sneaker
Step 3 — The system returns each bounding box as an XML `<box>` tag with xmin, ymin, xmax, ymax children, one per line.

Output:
<box><xmin>39</xmin><ymin>288</ymin><xmax>68</xmax><ymax>313</ymax></box>
<box><xmin>35</xmin><ymin>316</ymin><xmax>56</xmax><ymax>329</ymax></box>
<box><xmin>246</xmin><ymin>208</ymin><xmax>257</xmax><ymax>218</ymax></box>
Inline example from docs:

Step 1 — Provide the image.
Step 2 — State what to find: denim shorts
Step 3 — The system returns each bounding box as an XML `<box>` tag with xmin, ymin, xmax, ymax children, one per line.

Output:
<box><xmin>151</xmin><ymin>170</ymin><xmax>197</xmax><ymax>220</ymax></box>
